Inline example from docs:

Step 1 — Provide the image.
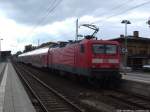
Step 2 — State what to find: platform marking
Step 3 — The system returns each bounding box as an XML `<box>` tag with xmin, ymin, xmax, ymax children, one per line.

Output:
<box><xmin>123</xmin><ymin>75</ymin><xmax>150</xmax><ymax>84</ymax></box>
<box><xmin>0</xmin><ymin>64</ymin><xmax>8</xmax><ymax>112</ymax></box>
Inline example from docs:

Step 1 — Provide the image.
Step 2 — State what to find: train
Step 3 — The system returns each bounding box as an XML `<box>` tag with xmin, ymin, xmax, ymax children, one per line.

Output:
<box><xmin>18</xmin><ymin>36</ymin><xmax>121</xmax><ymax>86</ymax></box>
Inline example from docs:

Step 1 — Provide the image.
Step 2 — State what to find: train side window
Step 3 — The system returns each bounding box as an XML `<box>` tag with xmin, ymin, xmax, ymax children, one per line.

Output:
<box><xmin>80</xmin><ymin>44</ymin><xmax>85</xmax><ymax>53</ymax></box>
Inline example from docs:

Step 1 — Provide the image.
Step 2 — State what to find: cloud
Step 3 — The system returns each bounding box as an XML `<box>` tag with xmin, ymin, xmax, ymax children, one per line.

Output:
<box><xmin>0</xmin><ymin>15</ymin><xmax>31</xmax><ymax>52</ymax></box>
<box><xmin>0</xmin><ymin>0</ymin><xmax>150</xmax><ymax>54</ymax></box>
<box><xmin>1</xmin><ymin>0</ymin><xmax>148</xmax><ymax>26</ymax></box>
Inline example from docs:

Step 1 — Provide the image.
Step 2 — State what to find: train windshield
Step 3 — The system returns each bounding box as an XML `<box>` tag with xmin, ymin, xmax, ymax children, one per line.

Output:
<box><xmin>93</xmin><ymin>44</ymin><xmax>117</xmax><ymax>54</ymax></box>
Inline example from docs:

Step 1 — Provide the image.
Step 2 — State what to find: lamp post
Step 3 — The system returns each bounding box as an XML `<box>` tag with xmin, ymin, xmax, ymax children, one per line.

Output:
<box><xmin>75</xmin><ymin>19</ymin><xmax>79</xmax><ymax>41</ymax></box>
<box><xmin>121</xmin><ymin>20</ymin><xmax>131</xmax><ymax>69</ymax></box>
<box><xmin>146</xmin><ymin>18</ymin><xmax>150</xmax><ymax>28</ymax></box>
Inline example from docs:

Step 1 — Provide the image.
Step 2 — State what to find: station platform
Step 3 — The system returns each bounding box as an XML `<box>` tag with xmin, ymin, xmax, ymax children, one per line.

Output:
<box><xmin>122</xmin><ymin>71</ymin><xmax>150</xmax><ymax>84</ymax></box>
<box><xmin>0</xmin><ymin>62</ymin><xmax>36</xmax><ymax>112</ymax></box>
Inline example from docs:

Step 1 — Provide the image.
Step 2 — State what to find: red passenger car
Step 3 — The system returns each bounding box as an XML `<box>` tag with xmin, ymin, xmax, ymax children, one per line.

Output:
<box><xmin>19</xmin><ymin>47</ymin><xmax>49</xmax><ymax>68</ymax></box>
<box><xmin>48</xmin><ymin>37</ymin><xmax>121</xmax><ymax>80</ymax></box>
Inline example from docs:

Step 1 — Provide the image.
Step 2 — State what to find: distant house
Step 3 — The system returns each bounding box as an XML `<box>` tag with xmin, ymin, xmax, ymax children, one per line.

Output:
<box><xmin>110</xmin><ymin>31</ymin><xmax>150</xmax><ymax>69</ymax></box>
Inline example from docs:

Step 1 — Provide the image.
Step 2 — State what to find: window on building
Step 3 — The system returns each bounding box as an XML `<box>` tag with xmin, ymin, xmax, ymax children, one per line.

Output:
<box><xmin>140</xmin><ymin>50</ymin><xmax>147</xmax><ymax>55</ymax></box>
<box><xmin>128</xmin><ymin>49</ymin><xmax>133</xmax><ymax>55</ymax></box>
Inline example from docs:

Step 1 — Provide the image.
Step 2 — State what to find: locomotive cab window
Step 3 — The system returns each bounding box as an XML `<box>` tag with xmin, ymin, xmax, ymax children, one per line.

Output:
<box><xmin>93</xmin><ymin>44</ymin><xmax>105</xmax><ymax>54</ymax></box>
<box><xmin>92</xmin><ymin>44</ymin><xmax>117</xmax><ymax>54</ymax></box>
<box><xmin>106</xmin><ymin>45</ymin><xmax>117</xmax><ymax>54</ymax></box>
<box><xmin>80</xmin><ymin>44</ymin><xmax>85</xmax><ymax>53</ymax></box>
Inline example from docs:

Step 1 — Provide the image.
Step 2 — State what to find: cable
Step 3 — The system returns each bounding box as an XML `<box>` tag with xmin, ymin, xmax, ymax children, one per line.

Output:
<box><xmin>90</xmin><ymin>0</ymin><xmax>135</xmax><ymax>24</ymax></box>
<box><xmin>26</xmin><ymin>0</ymin><xmax>63</xmax><ymax>37</ymax></box>
<box><xmin>95</xmin><ymin>0</ymin><xmax>135</xmax><ymax>17</ymax></box>
<box><xmin>93</xmin><ymin>0</ymin><xmax>150</xmax><ymax>24</ymax></box>
<box><xmin>36</xmin><ymin>0</ymin><xmax>62</xmax><ymax>26</ymax></box>
<box><xmin>107</xmin><ymin>1</ymin><xmax>150</xmax><ymax>19</ymax></box>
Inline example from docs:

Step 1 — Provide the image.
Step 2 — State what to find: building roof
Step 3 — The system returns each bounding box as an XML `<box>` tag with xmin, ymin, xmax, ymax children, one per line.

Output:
<box><xmin>110</xmin><ymin>36</ymin><xmax>150</xmax><ymax>43</ymax></box>
<box><xmin>110</xmin><ymin>31</ymin><xmax>150</xmax><ymax>43</ymax></box>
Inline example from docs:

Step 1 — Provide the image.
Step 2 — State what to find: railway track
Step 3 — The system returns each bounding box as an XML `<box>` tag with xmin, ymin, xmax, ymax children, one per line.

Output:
<box><xmin>103</xmin><ymin>90</ymin><xmax>150</xmax><ymax>109</ymax></box>
<box><xmin>14</xmin><ymin>63</ymin><xmax>150</xmax><ymax>111</ymax></box>
<box><xmin>13</xmin><ymin>63</ymin><xmax>84</xmax><ymax>112</ymax></box>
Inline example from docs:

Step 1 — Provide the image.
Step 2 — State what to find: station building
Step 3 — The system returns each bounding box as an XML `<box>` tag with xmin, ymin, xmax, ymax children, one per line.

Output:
<box><xmin>111</xmin><ymin>31</ymin><xmax>150</xmax><ymax>69</ymax></box>
<box><xmin>0</xmin><ymin>51</ymin><xmax>11</xmax><ymax>62</ymax></box>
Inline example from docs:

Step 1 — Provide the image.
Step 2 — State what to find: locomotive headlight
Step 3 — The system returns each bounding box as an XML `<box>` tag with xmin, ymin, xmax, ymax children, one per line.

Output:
<box><xmin>108</xmin><ymin>59</ymin><xmax>119</xmax><ymax>63</ymax></box>
<box><xmin>92</xmin><ymin>58</ymin><xmax>103</xmax><ymax>63</ymax></box>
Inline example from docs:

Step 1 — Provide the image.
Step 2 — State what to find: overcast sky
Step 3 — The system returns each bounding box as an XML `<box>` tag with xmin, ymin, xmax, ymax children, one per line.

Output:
<box><xmin>0</xmin><ymin>0</ymin><xmax>150</xmax><ymax>53</ymax></box>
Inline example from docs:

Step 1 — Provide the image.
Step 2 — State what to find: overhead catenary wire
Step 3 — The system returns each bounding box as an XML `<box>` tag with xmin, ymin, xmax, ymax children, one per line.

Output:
<box><xmin>26</xmin><ymin>0</ymin><xmax>150</xmax><ymax>39</ymax></box>
<box><xmin>27</xmin><ymin>0</ymin><xmax>139</xmax><ymax>36</ymax></box>
<box><xmin>26</xmin><ymin>0</ymin><xmax>63</xmax><ymax>38</ymax></box>
<box><xmin>35</xmin><ymin>0</ymin><xmax>63</xmax><ymax>26</ymax></box>
<box><xmin>89</xmin><ymin>0</ymin><xmax>135</xmax><ymax>24</ymax></box>
<box><xmin>80</xmin><ymin>0</ymin><xmax>135</xmax><ymax>37</ymax></box>
<box><xmin>92</xmin><ymin>0</ymin><xmax>150</xmax><ymax>24</ymax></box>
<box><xmin>29</xmin><ymin>0</ymin><xmax>134</xmax><ymax>36</ymax></box>
<box><xmin>95</xmin><ymin>0</ymin><xmax>135</xmax><ymax>18</ymax></box>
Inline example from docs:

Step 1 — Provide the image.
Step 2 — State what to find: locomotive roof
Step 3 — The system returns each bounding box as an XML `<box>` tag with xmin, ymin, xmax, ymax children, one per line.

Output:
<box><xmin>19</xmin><ymin>47</ymin><xmax>49</xmax><ymax>57</ymax></box>
<box><xmin>80</xmin><ymin>39</ymin><xmax>119</xmax><ymax>45</ymax></box>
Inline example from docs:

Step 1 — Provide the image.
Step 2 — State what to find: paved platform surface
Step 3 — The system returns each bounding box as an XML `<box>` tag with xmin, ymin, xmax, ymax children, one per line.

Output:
<box><xmin>0</xmin><ymin>62</ymin><xmax>36</xmax><ymax>112</ymax></box>
<box><xmin>122</xmin><ymin>71</ymin><xmax>150</xmax><ymax>84</ymax></box>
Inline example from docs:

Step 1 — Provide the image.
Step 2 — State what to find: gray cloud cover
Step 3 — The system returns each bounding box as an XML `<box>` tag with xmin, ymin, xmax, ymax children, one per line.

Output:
<box><xmin>0</xmin><ymin>0</ymin><xmax>147</xmax><ymax>26</ymax></box>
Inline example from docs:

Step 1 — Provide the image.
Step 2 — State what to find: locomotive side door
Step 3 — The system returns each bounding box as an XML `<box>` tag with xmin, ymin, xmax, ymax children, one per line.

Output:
<box><xmin>48</xmin><ymin>49</ymin><xmax>52</xmax><ymax>68</ymax></box>
<box><xmin>74</xmin><ymin>44</ymin><xmax>82</xmax><ymax>74</ymax></box>
<box><xmin>78</xmin><ymin>44</ymin><xmax>86</xmax><ymax>73</ymax></box>
<box><xmin>74</xmin><ymin>45</ymin><xmax>78</xmax><ymax>68</ymax></box>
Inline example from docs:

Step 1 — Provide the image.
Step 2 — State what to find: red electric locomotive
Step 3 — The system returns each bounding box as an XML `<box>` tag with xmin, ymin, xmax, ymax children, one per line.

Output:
<box><xmin>48</xmin><ymin>36</ymin><xmax>121</xmax><ymax>83</ymax></box>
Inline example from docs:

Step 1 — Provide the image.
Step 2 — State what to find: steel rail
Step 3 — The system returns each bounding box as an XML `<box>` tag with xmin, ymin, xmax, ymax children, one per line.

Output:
<box><xmin>105</xmin><ymin>90</ymin><xmax>150</xmax><ymax>109</ymax></box>
<box><xmin>13</xmin><ymin>63</ymin><xmax>49</xmax><ymax>112</ymax></box>
<box><xmin>14</xmin><ymin>63</ymin><xmax>84</xmax><ymax>112</ymax></box>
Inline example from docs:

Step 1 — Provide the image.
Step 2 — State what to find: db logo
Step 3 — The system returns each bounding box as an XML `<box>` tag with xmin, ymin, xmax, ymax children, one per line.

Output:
<box><xmin>121</xmin><ymin>48</ymin><xmax>128</xmax><ymax>53</ymax></box>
